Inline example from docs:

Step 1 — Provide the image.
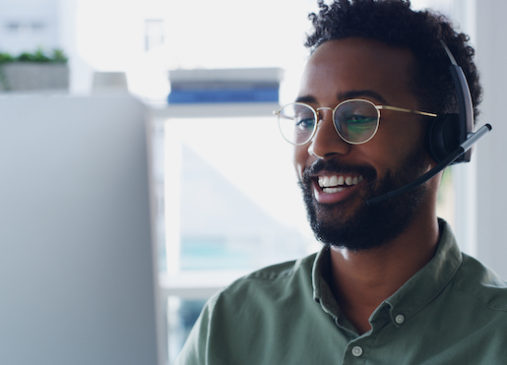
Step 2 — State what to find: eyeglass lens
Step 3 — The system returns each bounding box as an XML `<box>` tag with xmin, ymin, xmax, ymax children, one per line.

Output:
<box><xmin>277</xmin><ymin>100</ymin><xmax>379</xmax><ymax>145</ymax></box>
<box><xmin>334</xmin><ymin>100</ymin><xmax>379</xmax><ymax>144</ymax></box>
<box><xmin>278</xmin><ymin>103</ymin><xmax>316</xmax><ymax>145</ymax></box>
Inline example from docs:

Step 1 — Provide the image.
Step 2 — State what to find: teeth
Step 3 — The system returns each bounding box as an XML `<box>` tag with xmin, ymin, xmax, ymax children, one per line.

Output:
<box><xmin>318</xmin><ymin>174</ymin><xmax>364</xmax><ymax>188</ymax></box>
<box><xmin>329</xmin><ymin>176</ymin><xmax>339</xmax><ymax>186</ymax></box>
<box><xmin>323</xmin><ymin>187</ymin><xmax>344</xmax><ymax>193</ymax></box>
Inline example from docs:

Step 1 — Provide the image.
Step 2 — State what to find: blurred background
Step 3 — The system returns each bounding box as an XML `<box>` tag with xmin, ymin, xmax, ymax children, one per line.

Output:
<box><xmin>1</xmin><ymin>0</ymin><xmax>506</xmax><ymax>364</ymax></box>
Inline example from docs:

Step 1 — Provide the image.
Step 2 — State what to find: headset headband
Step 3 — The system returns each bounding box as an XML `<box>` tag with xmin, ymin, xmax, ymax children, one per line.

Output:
<box><xmin>440</xmin><ymin>40</ymin><xmax>474</xmax><ymax>162</ymax></box>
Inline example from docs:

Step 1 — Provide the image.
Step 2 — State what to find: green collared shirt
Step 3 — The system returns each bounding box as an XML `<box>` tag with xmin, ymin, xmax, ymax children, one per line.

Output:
<box><xmin>177</xmin><ymin>220</ymin><xmax>507</xmax><ymax>364</ymax></box>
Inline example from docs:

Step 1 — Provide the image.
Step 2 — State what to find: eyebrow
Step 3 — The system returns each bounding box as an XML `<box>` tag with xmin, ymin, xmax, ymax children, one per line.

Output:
<box><xmin>295</xmin><ymin>90</ymin><xmax>388</xmax><ymax>105</ymax></box>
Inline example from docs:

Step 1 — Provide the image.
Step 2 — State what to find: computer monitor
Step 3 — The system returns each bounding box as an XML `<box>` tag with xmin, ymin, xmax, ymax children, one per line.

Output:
<box><xmin>0</xmin><ymin>94</ymin><xmax>160</xmax><ymax>365</ymax></box>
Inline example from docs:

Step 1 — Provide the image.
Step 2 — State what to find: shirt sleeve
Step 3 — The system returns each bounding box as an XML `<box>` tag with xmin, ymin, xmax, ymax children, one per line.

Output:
<box><xmin>174</xmin><ymin>295</ymin><xmax>216</xmax><ymax>365</ymax></box>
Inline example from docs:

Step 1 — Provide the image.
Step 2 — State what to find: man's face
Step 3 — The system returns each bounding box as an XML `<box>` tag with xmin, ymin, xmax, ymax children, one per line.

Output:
<box><xmin>295</xmin><ymin>38</ymin><xmax>433</xmax><ymax>250</ymax></box>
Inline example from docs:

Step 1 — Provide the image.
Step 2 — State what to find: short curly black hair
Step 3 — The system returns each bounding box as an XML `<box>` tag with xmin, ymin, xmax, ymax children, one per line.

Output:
<box><xmin>305</xmin><ymin>0</ymin><xmax>482</xmax><ymax>119</ymax></box>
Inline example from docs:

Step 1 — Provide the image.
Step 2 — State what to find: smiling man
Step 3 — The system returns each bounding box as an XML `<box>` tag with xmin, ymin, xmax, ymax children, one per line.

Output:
<box><xmin>177</xmin><ymin>1</ymin><xmax>507</xmax><ymax>364</ymax></box>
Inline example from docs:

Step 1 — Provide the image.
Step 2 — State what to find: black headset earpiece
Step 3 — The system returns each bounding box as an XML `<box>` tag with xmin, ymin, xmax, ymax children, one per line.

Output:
<box><xmin>426</xmin><ymin>41</ymin><xmax>474</xmax><ymax>164</ymax></box>
<box><xmin>426</xmin><ymin>113</ymin><xmax>462</xmax><ymax>163</ymax></box>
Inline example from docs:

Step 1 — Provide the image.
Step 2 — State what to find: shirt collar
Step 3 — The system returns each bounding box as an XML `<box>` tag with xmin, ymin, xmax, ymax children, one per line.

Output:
<box><xmin>311</xmin><ymin>219</ymin><xmax>463</xmax><ymax>327</ymax></box>
<box><xmin>312</xmin><ymin>244</ymin><xmax>331</xmax><ymax>304</ymax></box>
<box><xmin>384</xmin><ymin>219</ymin><xmax>462</xmax><ymax>322</ymax></box>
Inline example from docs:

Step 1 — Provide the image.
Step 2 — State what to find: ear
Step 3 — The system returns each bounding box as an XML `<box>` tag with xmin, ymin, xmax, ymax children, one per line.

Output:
<box><xmin>425</xmin><ymin>113</ymin><xmax>461</xmax><ymax>163</ymax></box>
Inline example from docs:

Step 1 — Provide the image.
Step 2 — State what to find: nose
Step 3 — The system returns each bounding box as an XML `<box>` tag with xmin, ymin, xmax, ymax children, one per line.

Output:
<box><xmin>308</xmin><ymin>108</ymin><xmax>351</xmax><ymax>158</ymax></box>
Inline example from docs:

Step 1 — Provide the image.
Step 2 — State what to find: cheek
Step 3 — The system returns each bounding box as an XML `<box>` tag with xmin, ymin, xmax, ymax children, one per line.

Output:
<box><xmin>374</xmin><ymin>118</ymin><xmax>427</xmax><ymax>165</ymax></box>
<box><xmin>293</xmin><ymin>145</ymin><xmax>308</xmax><ymax>181</ymax></box>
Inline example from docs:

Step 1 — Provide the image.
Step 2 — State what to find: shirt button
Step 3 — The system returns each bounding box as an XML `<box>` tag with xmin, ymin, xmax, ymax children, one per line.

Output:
<box><xmin>395</xmin><ymin>313</ymin><xmax>405</xmax><ymax>325</ymax></box>
<box><xmin>351</xmin><ymin>345</ymin><xmax>363</xmax><ymax>357</ymax></box>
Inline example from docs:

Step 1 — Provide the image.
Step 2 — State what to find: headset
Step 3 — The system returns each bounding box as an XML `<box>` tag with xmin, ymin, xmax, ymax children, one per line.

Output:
<box><xmin>426</xmin><ymin>41</ymin><xmax>476</xmax><ymax>164</ymax></box>
<box><xmin>366</xmin><ymin>41</ymin><xmax>492</xmax><ymax>206</ymax></box>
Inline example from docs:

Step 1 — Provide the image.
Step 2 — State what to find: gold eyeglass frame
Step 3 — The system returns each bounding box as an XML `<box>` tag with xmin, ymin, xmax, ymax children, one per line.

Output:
<box><xmin>274</xmin><ymin>98</ymin><xmax>438</xmax><ymax>145</ymax></box>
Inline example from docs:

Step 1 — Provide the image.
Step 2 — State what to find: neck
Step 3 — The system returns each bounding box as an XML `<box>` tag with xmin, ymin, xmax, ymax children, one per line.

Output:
<box><xmin>328</xmin><ymin>209</ymin><xmax>440</xmax><ymax>334</ymax></box>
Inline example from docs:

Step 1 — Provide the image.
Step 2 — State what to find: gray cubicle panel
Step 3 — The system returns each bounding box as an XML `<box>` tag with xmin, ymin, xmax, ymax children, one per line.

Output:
<box><xmin>0</xmin><ymin>95</ymin><xmax>159</xmax><ymax>365</ymax></box>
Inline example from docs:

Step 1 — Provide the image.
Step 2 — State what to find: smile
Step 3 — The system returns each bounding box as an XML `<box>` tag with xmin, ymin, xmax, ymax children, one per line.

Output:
<box><xmin>317</xmin><ymin>174</ymin><xmax>364</xmax><ymax>193</ymax></box>
<box><xmin>311</xmin><ymin>173</ymin><xmax>365</xmax><ymax>205</ymax></box>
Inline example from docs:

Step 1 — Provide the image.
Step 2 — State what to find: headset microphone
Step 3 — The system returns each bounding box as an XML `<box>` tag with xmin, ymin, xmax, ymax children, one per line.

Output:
<box><xmin>366</xmin><ymin>41</ymin><xmax>492</xmax><ymax>206</ymax></box>
<box><xmin>366</xmin><ymin>123</ymin><xmax>491</xmax><ymax>206</ymax></box>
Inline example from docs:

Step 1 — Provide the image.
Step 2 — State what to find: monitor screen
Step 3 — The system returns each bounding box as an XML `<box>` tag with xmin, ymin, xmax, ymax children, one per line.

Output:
<box><xmin>0</xmin><ymin>95</ymin><xmax>159</xmax><ymax>365</ymax></box>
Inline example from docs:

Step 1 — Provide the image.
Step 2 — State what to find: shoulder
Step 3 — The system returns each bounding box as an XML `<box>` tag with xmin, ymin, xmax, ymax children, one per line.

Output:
<box><xmin>453</xmin><ymin>252</ymin><xmax>507</xmax><ymax>313</ymax></box>
<box><xmin>214</xmin><ymin>252</ymin><xmax>318</xmax><ymax>307</ymax></box>
<box><xmin>175</xmin><ymin>253</ymin><xmax>319</xmax><ymax>364</ymax></box>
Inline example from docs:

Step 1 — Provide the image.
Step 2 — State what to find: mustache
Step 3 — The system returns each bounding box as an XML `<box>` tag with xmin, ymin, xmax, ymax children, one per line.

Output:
<box><xmin>301</xmin><ymin>159</ymin><xmax>377</xmax><ymax>185</ymax></box>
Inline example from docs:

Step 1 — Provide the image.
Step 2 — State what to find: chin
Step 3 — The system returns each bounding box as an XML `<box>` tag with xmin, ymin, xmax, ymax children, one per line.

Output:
<box><xmin>303</xmin><ymin>176</ymin><xmax>428</xmax><ymax>251</ymax></box>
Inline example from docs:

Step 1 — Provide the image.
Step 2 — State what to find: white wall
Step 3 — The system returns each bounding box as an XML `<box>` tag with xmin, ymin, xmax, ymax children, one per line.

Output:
<box><xmin>472</xmin><ymin>0</ymin><xmax>507</xmax><ymax>279</ymax></box>
<box><xmin>0</xmin><ymin>0</ymin><xmax>59</xmax><ymax>54</ymax></box>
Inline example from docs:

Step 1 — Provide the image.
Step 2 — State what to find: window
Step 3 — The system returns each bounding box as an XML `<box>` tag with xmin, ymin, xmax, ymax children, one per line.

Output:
<box><xmin>153</xmin><ymin>104</ymin><xmax>316</xmax><ymax>363</ymax></box>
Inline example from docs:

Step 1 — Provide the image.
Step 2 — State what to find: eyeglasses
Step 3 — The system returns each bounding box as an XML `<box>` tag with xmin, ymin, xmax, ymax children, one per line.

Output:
<box><xmin>274</xmin><ymin>99</ymin><xmax>437</xmax><ymax>145</ymax></box>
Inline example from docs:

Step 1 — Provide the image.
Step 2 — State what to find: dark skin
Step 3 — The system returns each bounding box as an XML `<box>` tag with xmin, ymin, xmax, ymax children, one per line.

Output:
<box><xmin>294</xmin><ymin>38</ymin><xmax>441</xmax><ymax>334</ymax></box>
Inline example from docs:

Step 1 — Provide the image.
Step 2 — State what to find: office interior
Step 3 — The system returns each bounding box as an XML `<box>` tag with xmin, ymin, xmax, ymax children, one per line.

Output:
<box><xmin>1</xmin><ymin>1</ymin><xmax>506</xmax><ymax>364</ymax></box>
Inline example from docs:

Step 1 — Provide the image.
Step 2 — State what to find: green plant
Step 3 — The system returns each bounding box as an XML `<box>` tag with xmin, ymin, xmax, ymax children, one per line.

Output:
<box><xmin>0</xmin><ymin>52</ymin><xmax>14</xmax><ymax>63</ymax></box>
<box><xmin>0</xmin><ymin>48</ymin><xmax>69</xmax><ymax>91</ymax></box>
<box><xmin>51</xmin><ymin>49</ymin><xmax>68</xmax><ymax>63</ymax></box>
<box><xmin>0</xmin><ymin>48</ymin><xmax>68</xmax><ymax>64</ymax></box>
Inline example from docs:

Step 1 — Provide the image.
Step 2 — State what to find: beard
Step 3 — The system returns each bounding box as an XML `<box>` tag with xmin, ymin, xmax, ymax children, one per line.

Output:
<box><xmin>299</xmin><ymin>150</ymin><xmax>429</xmax><ymax>251</ymax></box>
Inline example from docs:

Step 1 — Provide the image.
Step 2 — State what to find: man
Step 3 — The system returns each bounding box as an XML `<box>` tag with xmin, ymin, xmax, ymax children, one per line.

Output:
<box><xmin>177</xmin><ymin>1</ymin><xmax>507</xmax><ymax>363</ymax></box>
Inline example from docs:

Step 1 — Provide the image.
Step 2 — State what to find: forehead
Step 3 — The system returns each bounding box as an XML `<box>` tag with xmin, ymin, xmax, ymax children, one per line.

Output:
<box><xmin>299</xmin><ymin>38</ymin><xmax>417</xmax><ymax>104</ymax></box>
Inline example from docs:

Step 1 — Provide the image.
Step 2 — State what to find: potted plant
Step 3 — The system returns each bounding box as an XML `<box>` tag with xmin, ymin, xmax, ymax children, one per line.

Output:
<box><xmin>0</xmin><ymin>48</ymin><xmax>69</xmax><ymax>92</ymax></box>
